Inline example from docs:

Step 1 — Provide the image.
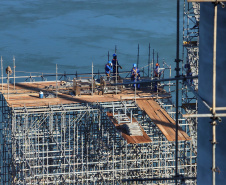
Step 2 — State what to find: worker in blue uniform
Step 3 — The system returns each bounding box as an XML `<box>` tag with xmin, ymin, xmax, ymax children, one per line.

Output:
<box><xmin>112</xmin><ymin>53</ymin><xmax>122</xmax><ymax>78</ymax></box>
<box><xmin>184</xmin><ymin>64</ymin><xmax>193</xmax><ymax>84</ymax></box>
<box><xmin>131</xmin><ymin>63</ymin><xmax>140</xmax><ymax>89</ymax></box>
<box><xmin>105</xmin><ymin>61</ymin><xmax>112</xmax><ymax>80</ymax></box>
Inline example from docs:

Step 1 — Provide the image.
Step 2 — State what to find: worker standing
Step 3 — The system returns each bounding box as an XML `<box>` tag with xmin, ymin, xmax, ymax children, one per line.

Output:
<box><xmin>105</xmin><ymin>61</ymin><xmax>112</xmax><ymax>80</ymax></box>
<box><xmin>131</xmin><ymin>63</ymin><xmax>140</xmax><ymax>89</ymax></box>
<box><xmin>184</xmin><ymin>64</ymin><xmax>193</xmax><ymax>84</ymax></box>
<box><xmin>154</xmin><ymin>63</ymin><xmax>163</xmax><ymax>92</ymax></box>
<box><xmin>112</xmin><ymin>53</ymin><xmax>122</xmax><ymax>78</ymax></box>
<box><xmin>187</xmin><ymin>69</ymin><xmax>193</xmax><ymax>83</ymax></box>
<box><xmin>154</xmin><ymin>63</ymin><xmax>162</xmax><ymax>77</ymax></box>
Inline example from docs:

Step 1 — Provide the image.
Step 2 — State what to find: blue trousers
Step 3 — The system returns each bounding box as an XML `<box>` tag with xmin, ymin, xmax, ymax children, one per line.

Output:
<box><xmin>131</xmin><ymin>77</ymin><xmax>140</xmax><ymax>89</ymax></box>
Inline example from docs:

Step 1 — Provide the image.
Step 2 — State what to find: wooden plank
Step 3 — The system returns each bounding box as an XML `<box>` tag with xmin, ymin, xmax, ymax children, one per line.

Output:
<box><xmin>155</xmin><ymin>109</ymin><xmax>185</xmax><ymax>141</ymax></box>
<box><xmin>148</xmin><ymin>100</ymin><xmax>190</xmax><ymax>141</ymax></box>
<box><xmin>158</xmin><ymin>108</ymin><xmax>191</xmax><ymax>141</ymax></box>
<box><xmin>137</xmin><ymin>99</ymin><xmax>191</xmax><ymax>141</ymax></box>
<box><xmin>148</xmin><ymin>99</ymin><xmax>190</xmax><ymax>141</ymax></box>
<box><xmin>137</xmin><ymin>100</ymin><xmax>175</xmax><ymax>141</ymax></box>
<box><xmin>146</xmin><ymin>100</ymin><xmax>185</xmax><ymax>141</ymax></box>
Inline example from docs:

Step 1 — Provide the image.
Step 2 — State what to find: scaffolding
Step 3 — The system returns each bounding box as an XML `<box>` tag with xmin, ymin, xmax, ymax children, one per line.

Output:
<box><xmin>2</xmin><ymin>1</ymin><xmax>226</xmax><ymax>184</ymax></box>
<box><xmin>0</xmin><ymin>96</ymin><xmax>197</xmax><ymax>184</ymax></box>
<box><xmin>0</xmin><ymin>1</ymin><xmax>202</xmax><ymax>182</ymax></box>
<box><xmin>182</xmin><ymin>0</ymin><xmax>200</xmax><ymax>157</ymax></box>
<box><xmin>183</xmin><ymin>1</ymin><xmax>226</xmax><ymax>185</ymax></box>
<box><xmin>183</xmin><ymin>0</ymin><xmax>199</xmax><ymax>89</ymax></box>
<box><xmin>0</xmin><ymin>46</ymin><xmax>198</xmax><ymax>185</ymax></box>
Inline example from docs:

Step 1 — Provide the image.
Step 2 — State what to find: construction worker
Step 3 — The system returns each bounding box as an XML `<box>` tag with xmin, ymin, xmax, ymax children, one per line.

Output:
<box><xmin>184</xmin><ymin>64</ymin><xmax>193</xmax><ymax>84</ymax></box>
<box><xmin>105</xmin><ymin>61</ymin><xmax>112</xmax><ymax>80</ymax></box>
<box><xmin>187</xmin><ymin>69</ymin><xmax>193</xmax><ymax>83</ymax></box>
<box><xmin>6</xmin><ymin>66</ymin><xmax>12</xmax><ymax>75</ymax></box>
<box><xmin>131</xmin><ymin>63</ymin><xmax>140</xmax><ymax>89</ymax></box>
<box><xmin>154</xmin><ymin>63</ymin><xmax>162</xmax><ymax>77</ymax></box>
<box><xmin>112</xmin><ymin>53</ymin><xmax>122</xmax><ymax>77</ymax></box>
<box><xmin>154</xmin><ymin>63</ymin><xmax>163</xmax><ymax>92</ymax></box>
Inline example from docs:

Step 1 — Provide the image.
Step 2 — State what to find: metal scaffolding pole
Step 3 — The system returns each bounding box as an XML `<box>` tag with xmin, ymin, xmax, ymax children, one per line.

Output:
<box><xmin>175</xmin><ymin>0</ymin><xmax>181</xmax><ymax>184</ymax></box>
<box><xmin>212</xmin><ymin>3</ymin><xmax>217</xmax><ymax>185</ymax></box>
<box><xmin>1</xmin><ymin>57</ymin><xmax>3</xmax><ymax>91</ymax></box>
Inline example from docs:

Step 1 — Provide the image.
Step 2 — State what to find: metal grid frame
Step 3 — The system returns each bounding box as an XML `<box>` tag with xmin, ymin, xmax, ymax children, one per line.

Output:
<box><xmin>180</xmin><ymin>0</ymin><xmax>200</xmax><ymax>181</ymax></box>
<box><xmin>183</xmin><ymin>1</ymin><xmax>200</xmax><ymax>89</ymax></box>
<box><xmin>0</xmin><ymin>96</ymin><xmax>197</xmax><ymax>184</ymax></box>
<box><xmin>182</xmin><ymin>0</ymin><xmax>200</xmax><ymax>151</ymax></box>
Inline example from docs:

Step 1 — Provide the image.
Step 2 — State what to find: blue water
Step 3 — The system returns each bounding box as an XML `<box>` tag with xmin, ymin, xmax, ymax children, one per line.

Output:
<box><xmin>0</xmin><ymin>0</ymin><xmax>182</xmax><ymax>76</ymax></box>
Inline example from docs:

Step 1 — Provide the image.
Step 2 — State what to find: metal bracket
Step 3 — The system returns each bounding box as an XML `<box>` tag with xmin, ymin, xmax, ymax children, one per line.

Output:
<box><xmin>212</xmin><ymin>167</ymin><xmax>221</xmax><ymax>173</ymax></box>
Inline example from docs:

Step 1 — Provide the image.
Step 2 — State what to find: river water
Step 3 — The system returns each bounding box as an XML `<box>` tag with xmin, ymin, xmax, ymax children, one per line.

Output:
<box><xmin>0</xmin><ymin>0</ymin><xmax>182</xmax><ymax>76</ymax></box>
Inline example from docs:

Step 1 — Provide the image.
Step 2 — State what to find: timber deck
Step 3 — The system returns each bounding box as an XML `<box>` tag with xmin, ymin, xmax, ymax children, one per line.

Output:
<box><xmin>136</xmin><ymin>99</ymin><xmax>191</xmax><ymax>141</ymax></box>
<box><xmin>0</xmin><ymin>81</ymin><xmax>171</xmax><ymax>108</ymax></box>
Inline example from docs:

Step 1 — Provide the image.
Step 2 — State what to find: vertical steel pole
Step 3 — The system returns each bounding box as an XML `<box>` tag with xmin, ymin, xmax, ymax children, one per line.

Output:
<box><xmin>116</xmin><ymin>51</ymin><xmax>118</xmax><ymax>94</ymax></box>
<box><xmin>13</xmin><ymin>56</ymin><xmax>15</xmax><ymax>91</ymax></box>
<box><xmin>157</xmin><ymin>52</ymin><xmax>159</xmax><ymax>63</ymax></box>
<box><xmin>169</xmin><ymin>65</ymin><xmax>171</xmax><ymax>92</ymax></box>
<box><xmin>137</xmin><ymin>44</ymin><xmax>139</xmax><ymax>69</ymax></box>
<box><xmin>7</xmin><ymin>72</ymin><xmax>9</xmax><ymax>100</ymax></box>
<box><xmin>151</xmin><ymin>59</ymin><xmax>153</xmax><ymax>90</ymax></box>
<box><xmin>135</xmin><ymin>72</ymin><xmax>137</xmax><ymax>102</ymax></box>
<box><xmin>212</xmin><ymin>3</ymin><xmax>218</xmax><ymax>185</ymax></box>
<box><xmin>56</xmin><ymin>64</ymin><xmax>58</xmax><ymax>98</ymax></box>
<box><xmin>115</xmin><ymin>46</ymin><xmax>117</xmax><ymax>94</ymax></box>
<box><xmin>108</xmin><ymin>51</ymin><xmax>110</xmax><ymax>61</ymax></box>
<box><xmin>92</xmin><ymin>62</ymin><xmax>94</xmax><ymax>96</ymax></box>
<box><xmin>148</xmin><ymin>43</ymin><xmax>151</xmax><ymax>77</ymax></box>
<box><xmin>153</xmin><ymin>49</ymin><xmax>155</xmax><ymax>77</ymax></box>
<box><xmin>175</xmin><ymin>0</ymin><xmax>180</xmax><ymax>183</ymax></box>
<box><xmin>1</xmin><ymin>56</ymin><xmax>3</xmax><ymax>91</ymax></box>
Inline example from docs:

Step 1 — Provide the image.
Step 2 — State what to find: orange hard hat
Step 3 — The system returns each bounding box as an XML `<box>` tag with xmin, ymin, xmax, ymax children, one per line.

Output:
<box><xmin>156</xmin><ymin>63</ymin><xmax>160</xmax><ymax>66</ymax></box>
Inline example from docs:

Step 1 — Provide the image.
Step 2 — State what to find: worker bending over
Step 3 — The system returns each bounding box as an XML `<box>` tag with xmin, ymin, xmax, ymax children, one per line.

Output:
<box><xmin>112</xmin><ymin>53</ymin><xmax>122</xmax><ymax>78</ymax></box>
<box><xmin>105</xmin><ymin>61</ymin><xmax>112</xmax><ymax>80</ymax></box>
<box><xmin>131</xmin><ymin>63</ymin><xmax>140</xmax><ymax>89</ymax></box>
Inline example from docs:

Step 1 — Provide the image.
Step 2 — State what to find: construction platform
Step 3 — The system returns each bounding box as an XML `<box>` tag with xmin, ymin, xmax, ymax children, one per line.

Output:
<box><xmin>0</xmin><ymin>81</ymin><xmax>171</xmax><ymax>108</ymax></box>
<box><xmin>0</xmin><ymin>80</ymin><xmax>190</xmax><ymax>143</ymax></box>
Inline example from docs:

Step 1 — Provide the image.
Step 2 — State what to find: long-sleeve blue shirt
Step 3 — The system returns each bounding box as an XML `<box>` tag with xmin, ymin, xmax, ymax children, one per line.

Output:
<box><xmin>105</xmin><ymin>64</ymin><xmax>112</xmax><ymax>74</ymax></box>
